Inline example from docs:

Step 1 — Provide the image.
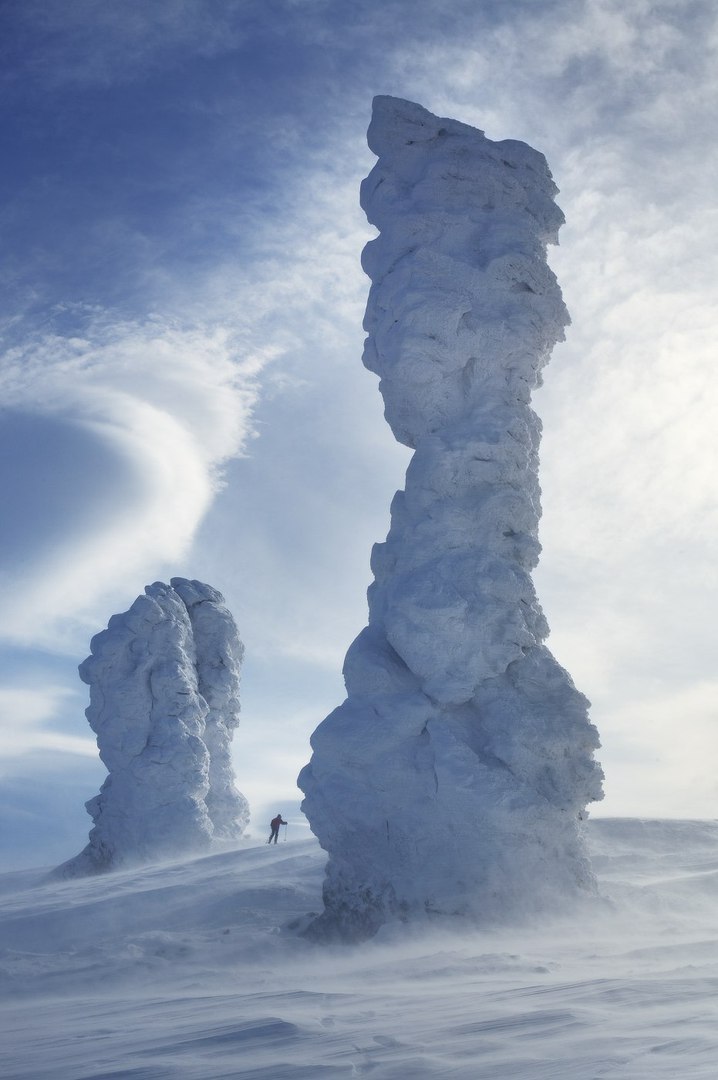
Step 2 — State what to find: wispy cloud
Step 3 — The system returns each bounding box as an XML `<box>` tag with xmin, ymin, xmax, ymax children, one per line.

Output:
<box><xmin>3</xmin><ymin>0</ymin><xmax>251</xmax><ymax>88</ymax></box>
<box><xmin>377</xmin><ymin>0</ymin><xmax>718</xmax><ymax>675</ymax></box>
<box><xmin>0</xmin><ymin>313</ymin><xmax>267</xmax><ymax>648</ymax></box>
<box><xmin>0</xmin><ymin>686</ymin><xmax>96</xmax><ymax>759</ymax></box>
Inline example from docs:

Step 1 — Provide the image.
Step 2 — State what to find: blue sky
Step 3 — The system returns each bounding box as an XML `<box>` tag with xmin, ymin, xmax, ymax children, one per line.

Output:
<box><xmin>1</xmin><ymin>0</ymin><xmax>717</xmax><ymax>868</ymax></box>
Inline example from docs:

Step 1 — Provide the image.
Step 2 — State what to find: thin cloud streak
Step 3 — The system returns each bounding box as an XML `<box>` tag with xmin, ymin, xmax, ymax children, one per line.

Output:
<box><xmin>2</xmin><ymin>0</ymin><xmax>251</xmax><ymax>88</ymax></box>
<box><xmin>0</xmin><ymin>686</ymin><xmax>97</xmax><ymax>759</ymax></box>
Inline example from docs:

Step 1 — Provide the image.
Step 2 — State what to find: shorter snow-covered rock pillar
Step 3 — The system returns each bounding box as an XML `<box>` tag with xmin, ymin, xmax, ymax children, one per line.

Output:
<box><xmin>298</xmin><ymin>97</ymin><xmax>603</xmax><ymax>940</ymax></box>
<box><xmin>56</xmin><ymin>578</ymin><xmax>249</xmax><ymax>876</ymax></box>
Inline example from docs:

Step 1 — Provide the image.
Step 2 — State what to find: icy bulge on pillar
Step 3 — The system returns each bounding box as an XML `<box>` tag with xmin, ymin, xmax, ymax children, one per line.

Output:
<box><xmin>299</xmin><ymin>96</ymin><xmax>604</xmax><ymax>940</ymax></box>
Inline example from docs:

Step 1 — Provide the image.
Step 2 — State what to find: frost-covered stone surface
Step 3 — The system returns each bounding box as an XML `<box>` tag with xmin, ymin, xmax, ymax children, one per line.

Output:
<box><xmin>299</xmin><ymin>97</ymin><xmax>603</xmax><ymax>940</ymax></box>
<box><xmin>57</xmin><ymin>579</ymin><xmax>248</xmax><ymax>876</ymax></box>
<box><xmin>170</xmin><ymin>578</ymin><xmax>249</xmax><ymax>840</ymax></box>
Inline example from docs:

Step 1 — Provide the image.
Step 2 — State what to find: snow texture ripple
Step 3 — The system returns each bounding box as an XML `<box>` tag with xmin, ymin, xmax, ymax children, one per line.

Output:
<box><xmin>299</xmin><ymin>96</ymin><xmax>604</xmax><ymax>940</ymax></box>
<box><xmin>56</xmin><ymin>578</ymin><xmax>249</xmax><ymax>876</ymax></box>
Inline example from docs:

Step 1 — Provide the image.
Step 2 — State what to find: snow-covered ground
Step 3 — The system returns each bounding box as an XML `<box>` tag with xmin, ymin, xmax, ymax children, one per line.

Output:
<box><xmin>2</xmin><ymin>818</ymin><xmax>718</xmax><ymax>1079</ymax></box>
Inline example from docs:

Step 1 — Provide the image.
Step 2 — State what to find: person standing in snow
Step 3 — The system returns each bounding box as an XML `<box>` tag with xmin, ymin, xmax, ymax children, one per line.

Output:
<box><xmin>268</xmin><ymin>813</ymin><xmax>287</xmax><ymax>844</ymax></box>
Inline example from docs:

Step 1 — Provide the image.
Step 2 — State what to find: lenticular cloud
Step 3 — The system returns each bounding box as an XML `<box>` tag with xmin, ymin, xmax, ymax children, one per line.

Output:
<box><xmin>299</xmin><ymin>97</ymin><xmax>604</xmax><ymax>941</ymax></box>
<box><xmin>0</xmin><ymin>315</ymin><xmax>262</xmax><ymax>646</ymax></box>
<box><xmin>56</xmin><ymin>578</ymin><xmax>249</xmax><ymax>876</ymax></box>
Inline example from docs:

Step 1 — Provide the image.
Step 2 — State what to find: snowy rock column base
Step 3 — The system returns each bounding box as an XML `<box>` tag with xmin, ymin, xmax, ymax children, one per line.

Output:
<box><xmin>299</xmin><ymin>97</ymin><xmax>603</xmax><ymax>941</ymax></box>
<box><xmin>57</xmin><ymin>578</ymin><xmax>249</xmax><ymax>876</ymax></box>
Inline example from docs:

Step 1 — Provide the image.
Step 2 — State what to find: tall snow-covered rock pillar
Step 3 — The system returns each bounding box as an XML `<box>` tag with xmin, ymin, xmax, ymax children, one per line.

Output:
<box><xmin>57</xmin><ymin>578</ymin><xmax>249</xmax><ymax>876</ymax></box>
<box><xmin>298</xmin><ymin>97</ymin><xmax>603</xmax><ymax>940</ymax></box>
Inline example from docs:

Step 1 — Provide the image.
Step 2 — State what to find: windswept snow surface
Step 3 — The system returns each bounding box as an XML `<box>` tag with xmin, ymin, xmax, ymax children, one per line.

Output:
<box><xmin>2</xmin><ymin>820</ymin><xmax>718</xmax><ymax>1079</ymax></box>
<box><xmin>57</xmin><ymin>578</ymin><xmax>249</xmax><ymax>876</ymax></box>
<box><xmin>300</xmin><ymin>97</ymin><xmax>602</xmax><ymax>939</ymax></box>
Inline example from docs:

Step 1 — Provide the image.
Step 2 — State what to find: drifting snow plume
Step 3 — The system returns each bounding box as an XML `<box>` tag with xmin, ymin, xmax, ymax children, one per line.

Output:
<box><xmin>299</xmin><ymin>97</ymin><xmax>603</xmax><ymax>940</ymax></box>
<box><xmin>56</xmin><ymin>579</ymin><xmax>248</xmax><ymax>876</ymax></box>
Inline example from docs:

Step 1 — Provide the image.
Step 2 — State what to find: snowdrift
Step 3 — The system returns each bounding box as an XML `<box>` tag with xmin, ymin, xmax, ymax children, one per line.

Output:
<box><xmin>2</xmin><ymin>819</ymin><xmax>718</xmax><ymax>1079</ymax></box>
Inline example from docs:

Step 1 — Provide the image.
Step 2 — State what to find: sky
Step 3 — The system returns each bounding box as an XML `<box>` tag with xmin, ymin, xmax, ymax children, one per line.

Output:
<box><xmin>1</xmin><ymin>0</ymin><xmax>717</xmax><ymax>869</ymax></box>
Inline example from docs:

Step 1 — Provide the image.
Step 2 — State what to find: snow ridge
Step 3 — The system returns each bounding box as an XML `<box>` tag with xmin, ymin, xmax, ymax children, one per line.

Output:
<box><xmin>299</xmin><ymin>97</ymin><xmax>603</xmax><ymax>940</ymax></box>
<box><xmin>56</xmin><ymin>578</ymin><xmax>248</xmax><ymax>877</ymax></box>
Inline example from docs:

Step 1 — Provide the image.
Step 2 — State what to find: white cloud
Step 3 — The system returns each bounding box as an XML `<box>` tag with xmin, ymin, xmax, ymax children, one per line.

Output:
<box><xmin>0</xmin><ymin>686</ymin><xmax>97</xmax><ymax>761</ymax></box>
<box><xmin>0</xmin><ymin>314</ymin><xmax>266</xmax><ymax>648</ymax></box>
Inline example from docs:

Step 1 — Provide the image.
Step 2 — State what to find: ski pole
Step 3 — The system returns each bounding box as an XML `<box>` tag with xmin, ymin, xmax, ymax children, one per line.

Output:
<box><xmin>283</xmin><ymin>822</ymin><xmax>288</xmax><ymax>842</ymax></box>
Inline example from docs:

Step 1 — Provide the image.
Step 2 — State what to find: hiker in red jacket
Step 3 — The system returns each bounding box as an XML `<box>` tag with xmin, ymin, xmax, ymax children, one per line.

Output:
<box><xmin>268</xmin><ymin>813</ymin><xmax>287</xmax><ymax>844</ymax></box>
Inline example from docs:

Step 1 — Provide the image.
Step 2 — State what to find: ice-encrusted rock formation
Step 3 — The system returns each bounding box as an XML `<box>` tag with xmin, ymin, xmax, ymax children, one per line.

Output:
<box><xmin>57</xmin><ymin>578</ymin><xmax>248</xmax><ymax>876</ymax></box>
<box><xmin>298</xmin><ymin>97</ymin><xmax>604</xmax><ymax>940</ymax></box>
<box><xmin>168</xmin><ymin>578</ymin><xmax>248</xmax><ymax>840</ymax></box>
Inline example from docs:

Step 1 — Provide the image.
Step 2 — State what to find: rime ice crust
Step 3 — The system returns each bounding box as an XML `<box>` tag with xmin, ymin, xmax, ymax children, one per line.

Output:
<box><xmin>170</xmin><ymin>578</ymin><xmax>248</xmax><ymax>840</ymax></box>
<box><xmin>298</xmin><ymin>97</ymin><xmax>603</xmax><ymax>940</ymax></box>
<box><xmin>56</xmin><ymin>579</ymin><xmax>249</xmax><ymax>877</ymax></box>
